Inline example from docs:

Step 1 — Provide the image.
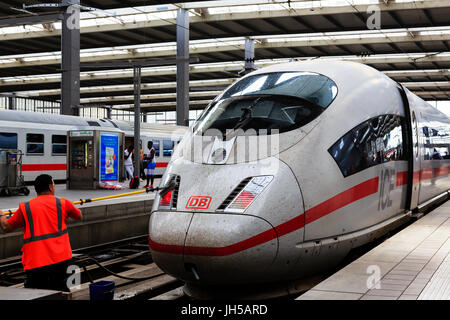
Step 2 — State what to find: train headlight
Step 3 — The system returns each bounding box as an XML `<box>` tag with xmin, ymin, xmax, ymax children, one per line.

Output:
<box><xmin>159</xmin><ymin>190</ymin><xmax>173</xmax><ymax>209</ymax></box>
<box><xmin>224</xmin><ymin>176</ymin><xmax>273</xmax><ymax>213</ymax></box>
<box><xmin>157</xmin><ymin>174</ymin><xmax>180</xmax><ymax>210</ymax></box>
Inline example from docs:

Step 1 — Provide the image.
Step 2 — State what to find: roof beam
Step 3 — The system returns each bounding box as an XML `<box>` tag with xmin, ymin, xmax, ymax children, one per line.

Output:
<box><xmin>403</xmin><ymin>81</ymin><xmax>450</xmax><ymax>88</ymax></box>
<box><xmin>414</xmin><ymin>91</ymin><xmax>450</xmax><ymax>95</ymax></box>
<box><xmin>76</xmin><ymin>81</ymin><xmax>450</xmax><ymax>102</ymax></box>
<box><xmin>2</xmin><ymin>29</ymin><xmax>450</xmax><ymax>69</ymax></box>
<box><xmin>1</xmin><ymin>0</ymin><xmax>448</xmax><ymax>41</ymax></box>
<box><xmin>3</xmin><ymin>54</ymin><xmax>450</xmax><ymax>87</ymax></box>
<box><xmin>112</xmin><ymin>99</ymin><xmax>211</xmax><ymax>110</ymax></box>
<box><xmin>0</xmin><ymin>13</ymin><xmax>62</xmax><ymax>28</ymax></box>
<box><xmin>80</xmin><ymin>91</ymin><xmax>221</xmax><ymax>104</ymax></box>
<box><xmin>16</xmin><ymin>78</ymin><xmax>236</xmax><ymax>96</ymax></box>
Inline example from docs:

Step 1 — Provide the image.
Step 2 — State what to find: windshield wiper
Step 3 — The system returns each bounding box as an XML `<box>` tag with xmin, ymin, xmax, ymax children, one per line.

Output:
<box><xmin>230</xmin><ymin>96</ymin><xmax>262</xmax><ymax>133</ymax></box>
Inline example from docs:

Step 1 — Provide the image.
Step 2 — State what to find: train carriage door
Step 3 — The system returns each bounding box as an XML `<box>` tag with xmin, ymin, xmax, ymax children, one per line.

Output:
<box><xmin>410</xmin><ymin>111</ymin><xmax>421</xmax><ymax>209</ymax></box>
<box><xmin>399</xmin><ymin>84</ymin><xmax>421</xmax><ymax>210</ymax></box>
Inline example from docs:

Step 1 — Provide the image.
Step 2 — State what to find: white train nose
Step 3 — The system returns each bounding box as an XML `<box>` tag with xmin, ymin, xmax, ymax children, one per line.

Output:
<box><xmin>149</xmin><ymin>156</ymin><xmax>304</xmax><ymax>284</ymax></box>
<box><xmin>148</xmin><ymin>211</ymin><xmax>193</xmax><ymax>279</ymax></box>
<box><xmin>182</xmin><ymin>213</ymin><xmax>278</xmax><ymax>284</ymax></box>
<box><xmin>149</xmin><ymin>211</ymin><xmax>278</xmax><ymax>285</ymax></box>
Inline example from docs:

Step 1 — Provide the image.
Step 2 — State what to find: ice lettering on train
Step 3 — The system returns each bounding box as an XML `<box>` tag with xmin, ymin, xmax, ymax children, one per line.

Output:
<box><xmin>379</xmin><ymin>168</ymin><xmax>395</xmax><ymax>210</ymax></box>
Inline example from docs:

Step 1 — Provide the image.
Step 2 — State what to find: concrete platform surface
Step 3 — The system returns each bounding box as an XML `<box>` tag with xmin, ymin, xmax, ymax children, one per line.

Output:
<box><xmin>0</xmin><ymin>287</ymin><xmax>63</xmax><ymax>300</ymax></box>
<box><xmin>1</xmin><ymin>179</ymin><xmax>160</xmax><ymax>211</ymax></box>
<box><xmin>297</xmin><ymin>203</ymin><xmax>450</xmax><ymax>300</ymax></box>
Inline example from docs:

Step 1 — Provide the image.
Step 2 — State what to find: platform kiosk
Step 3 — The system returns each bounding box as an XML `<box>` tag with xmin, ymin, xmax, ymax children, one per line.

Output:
<box><xmin>67</xmin><ymin>129</ymin><xmax>124</xmax><ymax>189</ymax></box>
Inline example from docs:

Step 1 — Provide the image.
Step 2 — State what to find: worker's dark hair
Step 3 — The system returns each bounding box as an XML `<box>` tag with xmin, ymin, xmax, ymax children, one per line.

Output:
<box><xmin>148</xmin><ymin>141</ymin><xmax>153</xmax><ymax>148</ymax></box>
<box><xmin>34</xmin><ymin>174</ymin><xmax>53</xmax><ymax>194</ymax></box>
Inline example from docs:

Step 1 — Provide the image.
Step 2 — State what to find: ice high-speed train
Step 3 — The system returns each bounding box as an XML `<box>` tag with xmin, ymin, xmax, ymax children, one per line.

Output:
<box><xmin>0</xmin><ymin>110</ymin><xmax>186</xmax><ymax>183</ymax></box>
<box><xmin>148</xmin><ymin>61</ymin><xmax>450</xmax><ymax>297</ymax></box>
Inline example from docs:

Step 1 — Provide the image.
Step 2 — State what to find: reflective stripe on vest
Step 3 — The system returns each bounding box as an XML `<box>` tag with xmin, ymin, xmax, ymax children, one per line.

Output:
<box><xmin>23</xmin><ymin>197</ymin><xmax>68</xmax><ymax>245</ymax></box>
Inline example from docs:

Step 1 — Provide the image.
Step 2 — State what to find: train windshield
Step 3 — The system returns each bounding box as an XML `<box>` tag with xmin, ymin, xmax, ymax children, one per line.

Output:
<box><xmin>193</xmin><ymin>72</ymin><xmax>337</xmax><ymax>136</ymax></box>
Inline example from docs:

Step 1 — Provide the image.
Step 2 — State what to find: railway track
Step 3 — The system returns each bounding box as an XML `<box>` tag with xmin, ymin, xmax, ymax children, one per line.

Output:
<box><xmin>0</xmin><ymin>235</ymin><xmax>187</xmax><ymax>300</ymax></box>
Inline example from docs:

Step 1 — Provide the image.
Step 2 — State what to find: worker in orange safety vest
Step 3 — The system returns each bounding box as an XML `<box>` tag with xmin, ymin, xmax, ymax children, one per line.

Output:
<box><xmin>0</xmin><ymin>174</ymin><xmax>82</xmax><ymax>292</ymax></box>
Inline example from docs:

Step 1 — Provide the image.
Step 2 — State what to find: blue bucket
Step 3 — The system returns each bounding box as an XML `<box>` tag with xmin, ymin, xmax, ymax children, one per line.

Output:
<box><xmin>89</xmin><ymin>280</ymin><xmax>115</xmax><ymax>301</ymax></box>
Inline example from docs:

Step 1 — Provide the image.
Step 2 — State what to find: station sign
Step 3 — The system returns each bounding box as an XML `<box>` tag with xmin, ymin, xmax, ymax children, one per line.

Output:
<box><xmin>70</xmin><ymin>131</ymin><xmax>94</xmax><ymax>137</ymax></box>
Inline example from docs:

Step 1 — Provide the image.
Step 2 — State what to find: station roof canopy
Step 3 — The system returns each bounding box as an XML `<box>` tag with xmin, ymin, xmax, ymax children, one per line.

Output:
<box><xmin>0</xmin><ymin>0</ymin><xmax>449</xmax><ymax>112</ymax></box>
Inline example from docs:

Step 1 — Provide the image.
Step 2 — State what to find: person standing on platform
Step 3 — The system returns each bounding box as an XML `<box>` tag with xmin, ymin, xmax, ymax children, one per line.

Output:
<box><xmin>144</xmin><ymin>141</ymin><xmax>156</xmax><ymax>188</ymax></box>
<box><xmin>124</xmin><ymin>145</ymin><xmax>134</xmax><ymax>181</ymax></box>
<box><xmin>0</xmin><ymin>174</ymin><xmax>82</xmax><ymax>292</ymax></box>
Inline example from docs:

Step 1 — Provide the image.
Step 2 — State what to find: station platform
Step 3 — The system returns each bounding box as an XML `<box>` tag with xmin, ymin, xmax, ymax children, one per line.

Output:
<box><xmin>0</xmin><ymin>287</ymin><xmax>65</xmax><ymax>300</ymax></box>
<box><xmin>1</xmin><ymin>180</ymin><xmax>159</xmax><ymax>212</ymax></box>
<box><xmin>297</xmin><ymin>202</ymin><xmax>450</xmax><ymax>300</ymax></box>
<box><xmin>0</xmin><ymin>180</ymin><xmax>159</xmax><ymax>260</ymax></box>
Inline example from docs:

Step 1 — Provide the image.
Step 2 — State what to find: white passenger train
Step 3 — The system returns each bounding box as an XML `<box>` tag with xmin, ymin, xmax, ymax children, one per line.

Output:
<box><xmin>0</xmin><ymin>110</ymin><xmax>186</xmax><ymax>183</ymax></box>
<box><xmin>148</xmin><ymin>61</ymin><xmax>450</xmax><ymax>298</ymax></box>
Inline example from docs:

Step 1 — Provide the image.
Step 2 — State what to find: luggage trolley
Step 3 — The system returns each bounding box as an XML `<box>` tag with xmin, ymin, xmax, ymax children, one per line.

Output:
<box><xmin>0</xmin><ymin>149</ymin><xmax>30</xmax><ymax>197</ymax></box>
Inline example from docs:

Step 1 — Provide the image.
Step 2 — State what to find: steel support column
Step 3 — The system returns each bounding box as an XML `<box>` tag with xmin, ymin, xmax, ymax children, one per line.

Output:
<box><xmin>61</xmin><ymin>0</ymin><xmax>80</xmax><ymax>116</ymax></box>
<box><xmin>176</xmin><ymin>8</ymin><xmax>190</xmax><ymax>127</ymax></box>
<box><xmin>244</xmin><ymin>38</ymin><xmax>256</xmax><ymax>74</ymax></box>
<box><xmin>133</xmin><ymin>67</ymin><xmax>141</xmax><ymax>184</ymax></box>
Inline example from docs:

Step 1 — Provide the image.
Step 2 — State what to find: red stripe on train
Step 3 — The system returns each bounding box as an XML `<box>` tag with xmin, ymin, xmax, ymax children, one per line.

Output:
<box><xmin>304</xmin><ymin>177</ymin><xmax>379</xmax><ymax>225</ymax></box>
<box><xmin>22</xmin><ymin>162</ymin><xmax>169</xmax><ymax>171</ymax></box>
<box><xmin>156</xmin><ymin>162</ymin><xmax>169</xmax><ymax>168</ymax></box>
<box><xmin>152</xmin><ymin>165</ymin><xmax>450</xmax><ymax>256</ymax></box>
<box><xmin>396</xmin><ymin>171</ymin><xmax>408</xmax><ymax>187</ymax></box>
<box><xmin>149</xmin><ymin>177</ymin><xmax>380</xmax><ymax>256</ymax></box>
<box><xmin>148</xmin><ymin>238</ymin><xmax>184</xmax><ymax>255</ymax></box>
<box><xmin>22</xmin><ymin>164</ymin><xmax>67</xmax><ymax>172</ymax></box>
<box><xmin>420</xmin><ymin>168</ymin><xmax>433</xmax><ymax>181</ymax></box>
<box><xmin>433</xmin><ymin>166</ymin><xmax>450</xmax><ymax>178</ymax></box>
<box><xmin>396</xmin><ymin>166</ymin><xmax>450</xmax><ymax>186</ymax></box>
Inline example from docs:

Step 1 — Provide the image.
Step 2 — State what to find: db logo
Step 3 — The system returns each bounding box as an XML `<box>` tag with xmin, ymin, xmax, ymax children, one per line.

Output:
<box><xmin>186</xmin><ymin>196</ymin><xmax>212</xmax><ymax>210</ymax></box>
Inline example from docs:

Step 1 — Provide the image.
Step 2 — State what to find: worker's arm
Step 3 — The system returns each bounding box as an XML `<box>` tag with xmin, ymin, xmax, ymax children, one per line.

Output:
<box><xmin>0</xmin><ymin>212</ymin><xmax>15</xmax><ymax>233</ymax></box>
<box><xmin>66</xmin><ymin>200</ymin><xmax>83</xmax><ymax>221</ymax></box>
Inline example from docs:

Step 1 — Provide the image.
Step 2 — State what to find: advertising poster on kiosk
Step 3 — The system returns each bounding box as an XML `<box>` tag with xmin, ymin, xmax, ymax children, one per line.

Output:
<box><xmin>100</xmin><ymin>133</ymin><xmax>119</xmax><ymax>182</ymax></box>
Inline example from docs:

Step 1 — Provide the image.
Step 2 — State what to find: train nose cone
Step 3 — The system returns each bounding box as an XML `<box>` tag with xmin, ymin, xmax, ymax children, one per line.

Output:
<box><xmin>148</xmin><ymin>211</ymin><xmax>193</xmax><ymax>278</ymax></box>
<box><xmin>149</xmin><ymin>211</ymin><xmax>278</xmax><ymax>285</ymax></box>
<box><xmin>183</xmin><ymin>213</ymin><xmax>278</xmax><ymax>285</ymax></box>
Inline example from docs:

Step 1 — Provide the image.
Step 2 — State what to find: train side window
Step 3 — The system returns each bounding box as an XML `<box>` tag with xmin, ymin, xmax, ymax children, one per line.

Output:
<box><xmin>52</xmin><ymin>135</ymin><xmax>67</xmax><ymax>155</ymax></box>
<box><xmin>328</xmin><ymin>115</ymin><xmax>407</xmax><ymax>177</ymax></box>
<box><xmin>422</xmin><ymin>125</ymin><xmax>450</xmax><ymax>160</ymax></box>
<box><xmin>0</xmin><ymin>132</ymin><xmax>18</xmax><ymax>150</ymax></box>
<box><xmin>153</xmin><ymin>140</ymin><xmax>160</xmax><ymax>157</ymax></box>
<box><xmin>163</xmin><ymin>140</ymin><xmax>175</xmax><ymax>157</ymax></box>
<box><xmin>26</xmin><ymin>133</ymin><xmax>44</xmax><ymax>155</ymax></box>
